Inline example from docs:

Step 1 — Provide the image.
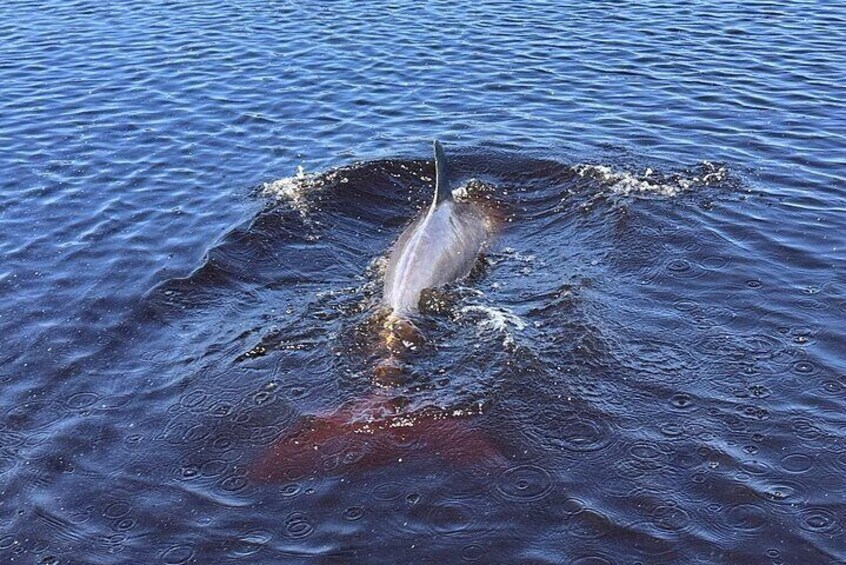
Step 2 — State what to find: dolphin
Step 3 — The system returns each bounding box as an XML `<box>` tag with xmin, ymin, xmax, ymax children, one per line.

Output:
<box><xmin>250</xmin><ymin>142</ymin><xmax>505</xmax><ymax>483</ymax></box>
<box><xmin>383</xmin><ymin>140</ymin><xmax>488</xmax><ymax>318</ymax></box>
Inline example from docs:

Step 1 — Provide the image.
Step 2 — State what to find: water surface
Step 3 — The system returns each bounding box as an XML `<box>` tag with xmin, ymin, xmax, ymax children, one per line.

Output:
<box><xmin>1</xmin><ymin>1</ymin><xmax>845</xmax><ymax>563</ymax></box>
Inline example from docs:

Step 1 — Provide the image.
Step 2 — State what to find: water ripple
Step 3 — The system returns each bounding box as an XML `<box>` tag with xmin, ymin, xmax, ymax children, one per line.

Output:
<box><xmin>1</xmin><ymin>0</ymin><xmax>844</xmax><ymax>563</ymax></box>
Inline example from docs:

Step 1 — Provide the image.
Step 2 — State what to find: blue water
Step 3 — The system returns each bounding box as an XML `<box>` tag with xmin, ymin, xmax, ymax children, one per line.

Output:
<box><xmin>1</xmin><ymin>1</ymin><xmax>845</xmax><ymax>563</ymax></box>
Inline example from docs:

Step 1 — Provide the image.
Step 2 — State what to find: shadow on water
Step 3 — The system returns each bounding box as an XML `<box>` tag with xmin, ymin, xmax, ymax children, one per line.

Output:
<box><xmin>5</xmin><ymin>147</ymin><xmax>845</xmax><ymax>564</ymax></box>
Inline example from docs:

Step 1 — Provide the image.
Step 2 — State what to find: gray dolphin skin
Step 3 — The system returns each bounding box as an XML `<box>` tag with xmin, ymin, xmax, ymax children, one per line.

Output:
<box><xmin>383</xmin><ymin>141</ymin><xmax>488</xmax><ymax>318</ymax></box>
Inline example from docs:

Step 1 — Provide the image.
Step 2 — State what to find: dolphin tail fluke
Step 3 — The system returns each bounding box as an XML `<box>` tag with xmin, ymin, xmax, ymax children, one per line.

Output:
<box><xmin>432</xmin><ymin>140</ymin><xmax>453</xmax><ymax>208</ymax></box>
<box><xmin>250</xmin><ymin>393</ymin><xmax>506</xmax><ymax>482</ymax></box>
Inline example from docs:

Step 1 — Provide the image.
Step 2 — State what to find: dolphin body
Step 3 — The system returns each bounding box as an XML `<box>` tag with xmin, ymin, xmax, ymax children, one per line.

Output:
<box><xmin>383</xmin><ymin>141</ymin><xmax>488</xmax><ymax>318</ymax></box>
<box><xmin>250</xmin><ymin>142</ymin><xmax>505</xmax><ymax>483</ymax></box>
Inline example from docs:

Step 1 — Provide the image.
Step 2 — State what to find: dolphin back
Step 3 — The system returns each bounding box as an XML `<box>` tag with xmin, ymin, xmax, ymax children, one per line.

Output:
<box><xmin>384</xmin><ymin>140</ymin><xmax>487</xmax><ymax>317</ymax></box>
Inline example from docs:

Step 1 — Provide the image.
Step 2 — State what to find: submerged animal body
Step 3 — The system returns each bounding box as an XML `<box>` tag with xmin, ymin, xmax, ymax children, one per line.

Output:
<box><xmin>250</xmin><ymin>395</ymin><xmax>503</xmax><ymax>481</ymax></box>
<box><xmin>383</xmin><ymin>141</ymin><xmax>487</xmax><ymax>318</ymax></box>
<box><xmin>251</xmin><ymin>141</ymin><xmax>504</xmax><ymax>482</ymax></box>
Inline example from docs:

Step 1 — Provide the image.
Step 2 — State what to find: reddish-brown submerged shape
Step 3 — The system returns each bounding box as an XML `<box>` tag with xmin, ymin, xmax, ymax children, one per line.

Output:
<box><xmin>251</xmin><ymin>394</ymin><xmax>506</xmax><ymax>482</ymax></box>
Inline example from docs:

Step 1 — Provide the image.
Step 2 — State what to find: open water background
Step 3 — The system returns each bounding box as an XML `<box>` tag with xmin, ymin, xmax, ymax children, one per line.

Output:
<box><xmin>1</xmin><ymin>0</ymin><xmax>844</xmax><ymax>563</ymax></box>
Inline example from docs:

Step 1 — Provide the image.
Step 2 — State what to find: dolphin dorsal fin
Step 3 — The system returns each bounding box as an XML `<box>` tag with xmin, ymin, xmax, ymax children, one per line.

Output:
<box><xmin>431</xmin><ymin>140</ymin><xmax>453</xmax><ymax>212</ymax></box>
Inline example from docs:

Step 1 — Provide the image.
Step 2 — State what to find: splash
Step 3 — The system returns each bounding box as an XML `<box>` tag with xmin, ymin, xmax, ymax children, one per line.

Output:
<box><xmin>460</xmin><ymin>304</ymin><xmax>526</xmax><ymax>347</ymax></box>
<box><xmin>452</xmin><ymin>177</ymin><xmax>496</xmax><ymax>200</ymax></box>
<box><xmin>573</xmin><ymin>162</ymin><xmax>727</xmax><ymax>197</ymax></box>
<box><xmin>260</xmin><ymin>166</ymin><xmax>348</xmax><ymax>217</ymax></box>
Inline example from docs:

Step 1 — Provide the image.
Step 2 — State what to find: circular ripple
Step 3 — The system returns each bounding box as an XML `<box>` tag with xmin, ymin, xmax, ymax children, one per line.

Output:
<box><xmin>792</xmin><ymin>360</ymin><xmax>816</xmax><ymax>374</ymax></box>
<box><xmin>627</xmin><ymin>442</ymin><xmax>670</xmax><ymax>472</ymax></box>
<box><xmin>614</xmin><ymin>458</ymin><xmax>646</xmax><ymax>480</ymax></box>
<box><xmin>424</xmin><ymin>502</ymin><xmax>474</xmax><ymax>535</ymax></box>
<box><xmin>288</xmin><ymin>386</ymin><xmax>310</xmax><ymax>400</ymax></box>
<box><xmin>68</xmin><ymin>507</ymin><xmax>94</xmax><ymax>524</ymax></box>
<box><xmin>210</xmin><ymin>435</ymin><xmax>233</xmax><ymax>450</ymax></box>
<box><xmin>724</xmin><ymin>503</ymin><xmax>768</xmax><ymax>532</ymax></box>
<box><xmin>753</xmin><ymin>479</ymin><xmax>807</xmax><ymax>505</ymax></box>
<box><xmin>798</xmin><ymin>507</ymin><xmax>840</xmax><ymax>535</ymax></box>
<box><xmin>253</xmin><ymin>391</ymin><xmax>274</xmax><ymax>405</ymax></box>
<box><xmin>495</xmin><ymin>465</ymin><xmax>553</xmax><ymax>502</ymax></box>
<box><xmin>461</xmin><ymin>543</ymin><xmax>486</xmax><ymax>561</ymax></box>
<box><xmin>218</xmin><ymin>474</ymin><xmax>249</xmax><ymax>494</ymax></box>
<box><xmin>342</xmin><ymin>506</ymin><xmax>364</xmax><ymax>521</ymax></box>
<box><xmin>208</xmin><ymin>401</ymin><xmax>234</xmax><ymax>418</ymax></box>
<box><xmin>184</xmin><ymin>423</ymin><xmax>211</xmax><ymax>442</ymax></box>
<box><xmin>665</xmin><ymin>258</ymin><xmax>705</xmax><ymax>279</ymax></box>
<box><xmin>161</xmin><ymin>419</ymin><xmax>193</xmax><ymax>446</ymax></box>
<box><xmin>669</xmin><ymin>393</ymin><xmax>695</xmax><ymax>410</ymax></box>
<box><xmin>668</xmin><ymin>259</ymin><xmax>692</xmax><ymax>272</ymax></box>
<box><xmin>200</xmin><ymin>459</ymin><xmax>227</xmax><ymax>478</ymax></box>
<box><xmin>179</xmin><ymin>391</ymin><xmax>208</xmax><ymax>409</ymax></box>
<box><xmin>659</xmin><ymin>423</ymin><xmax>684</xmax><ymax>437</ymax></box>
<box><xmin>736</xmin><ymin>405</ymin><xmax>770</xmax><ymax>421</ymax></box>
<box><xmin>790</xmin><ymin>417</ymin><xmax>824</xmax><ymax>441</ymax></box>
<box><xmin>372</xmin><ymin>482</ymin><xmax>405</xmax><ymax>501</ymax></box>
<box><xmin>672</xmin><ymin>299</ymin><xmax>700</xmax><ymax>313</ymax></box>
<box><xmin>822</xmin><ymin>380</ymin><xmax>843</xmax><ymax>394</ymax></box>
<box><xmin>161</xmin><ymin>545</ymin><xmax>195</xmax><ymax>565</ymax></box>
<box><xmin>230</xmin><ymin>529</ymin><xmax>272</xmax><ymax>557</ymax></box>
<box><xmin>179</xmin><ymin>463</ymin><xmax>200</xmax><ymax>480</ymax></box>
<box><xmin>790</xmin><ymin>328</ymin><xmax>816</xmax><ymax>346</ymax></box>
<box><xmin>569</xmin><ymin>509</ymin><xmax>611</xmax><ymax>540</ymax></box>
<box><xmin>552</xmin><ymin>416</ymin><xmax>612</xmax><ymax>453</ymax></box>
<box><xmin>66</xmin><ymin>392</ymin><xmax>100</xmax><ymax>409</ymax></box>
<box><xmin>280</xmin><ymin>483</ymin><xmax>302</xmax><ymax>497</ymax></box>
<box><xmin>232</xmin><ymin>411</ymin><xmax>253</xmax><ymax>426</ymax></box>
<box><xmin>114</xmin><ymin>518</ymin><xmax>136</xmax><ymax>532</ymax></box>
<box><xmin>620</xmin><ymin>338</ymin><xmax>701</xmax><ymax>381</ymax></box>
<box><xmin>283</xmin><ymin>512</ymin><xmax>314</xmax><ymax>539</ymax></box>
<box><xmin>650</xmin><ymin>504</ymin><xmax>692</xmax><ymax>533</ymax></box>
<box><xmin>780</xmin><ymin>453</ymin><xmax>814</xmax><ymax>474</ymax></box>
<box><xmin>740</xmin><ymin>460</ymin><xmax>770</xmax><ymax>475</ymax></box>
<box><xmin>700</xmin><ymin>256</ymin><xmax>728</xmax><ymax>270</ymax></box>
<box><xmin>103</xmin><ymin>502</ymin><xmax>131</xmax><ymax>519</ymax></box>
<box><xmin>572</xmin><ymin>556</ymin><xmax>614</xmax><ymax>565</ymax></box>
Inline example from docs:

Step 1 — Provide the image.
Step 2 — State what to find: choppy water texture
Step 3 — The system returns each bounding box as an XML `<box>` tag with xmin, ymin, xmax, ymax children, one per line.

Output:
<box><xmin>2</xmin><ymin>0</ymin><xmax>845</xmax><ymax>563</ymax></box>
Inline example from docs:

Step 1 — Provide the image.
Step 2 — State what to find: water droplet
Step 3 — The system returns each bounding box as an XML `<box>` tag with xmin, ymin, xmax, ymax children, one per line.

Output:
<box><xmin>792</xmin><ymin>360</ymin><xmax>815</xmax><ymax>374</ymax></box>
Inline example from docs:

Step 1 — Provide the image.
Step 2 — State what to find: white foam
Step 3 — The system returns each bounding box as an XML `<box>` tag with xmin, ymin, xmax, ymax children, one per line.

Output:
<box><xmin>456</xmin><ymin>178</ymin><xmax>498</xmax><ymax>201</ymax></box>
<box><xmin>460</xmin><ymin>304</ymin><xmax>526</xmax><ymax>346</ymax></box>
<box><xmin>260</xmin><ymin>166</ymin><xmax>348</xmax><ymax>217</ymax></box>
<box><xmin>261</xmin><ymin>165</ymin><xmax>306</xmax><ymax>197</ymax></box>
<box><xmin>573</xmin><ymin>162</ymin><xmax>727</xmax><ymax>197</ymax></box>
<box><xmin>499</xmin><ymin>247</ymin><xmax>536</xmax><ymax>263</ymax></box>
